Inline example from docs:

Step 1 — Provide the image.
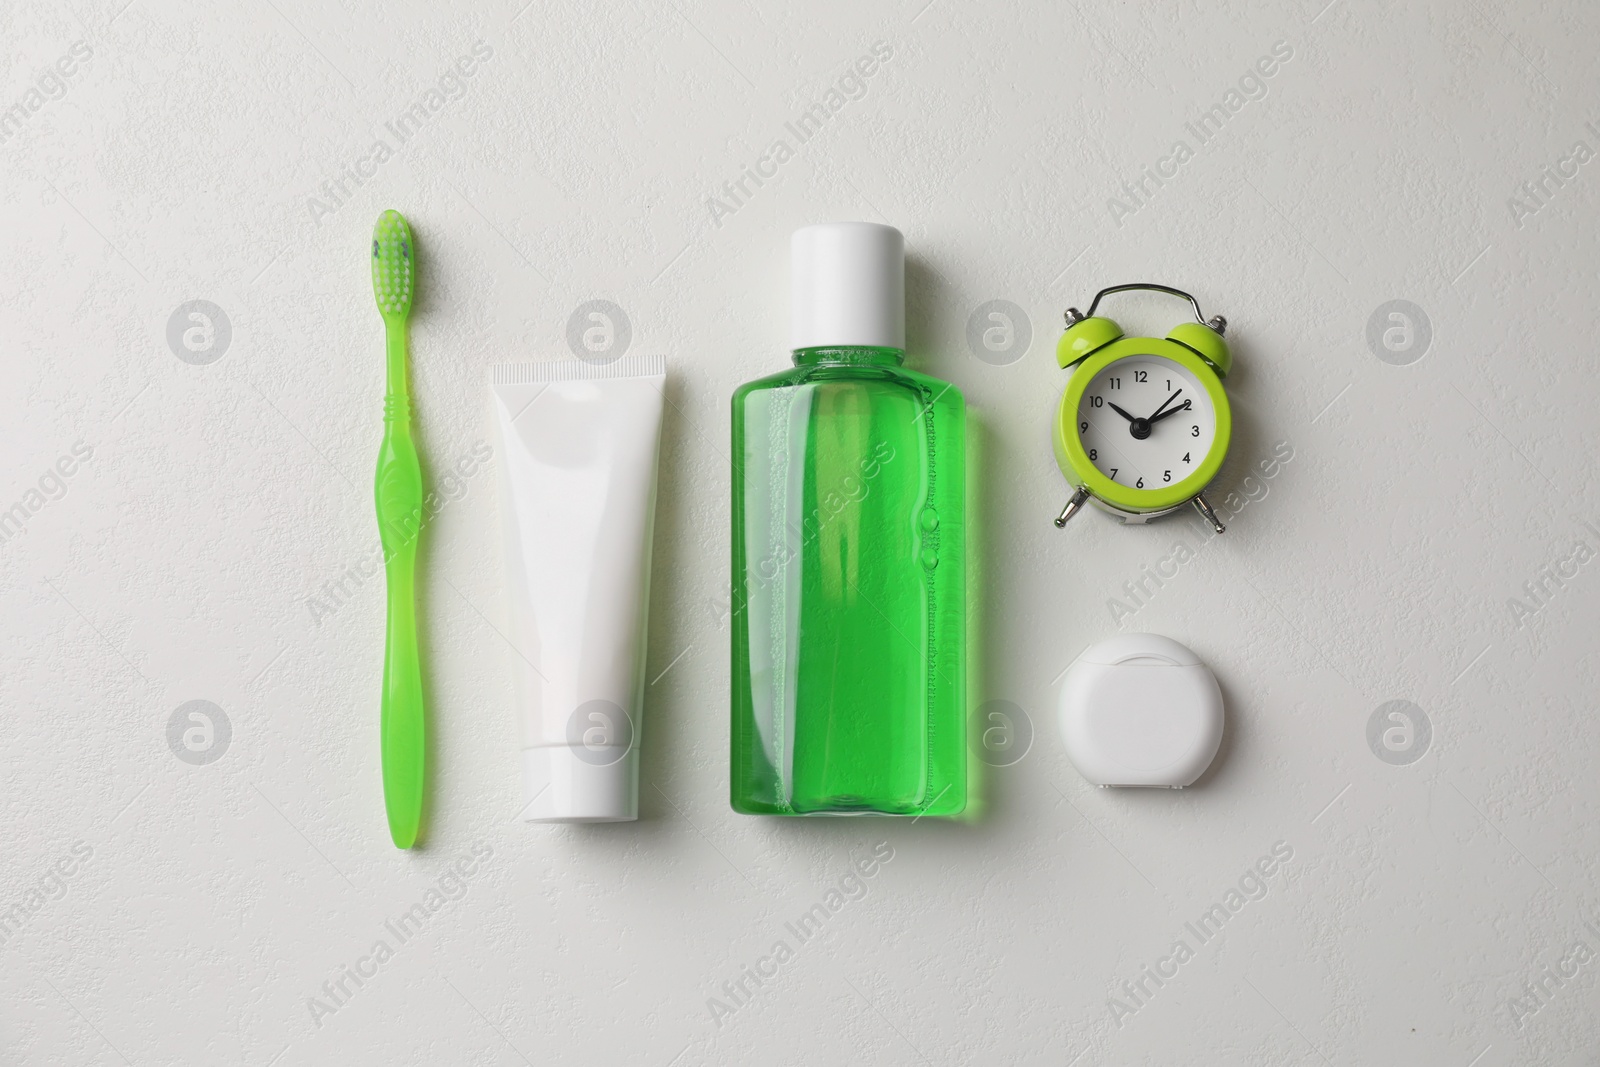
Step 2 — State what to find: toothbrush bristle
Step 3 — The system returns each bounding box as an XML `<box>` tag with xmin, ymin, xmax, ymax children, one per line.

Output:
<box><xmin>371</xmin><ymin>210</ymin><xmax>414</xmax><ymax>317</ymax></box>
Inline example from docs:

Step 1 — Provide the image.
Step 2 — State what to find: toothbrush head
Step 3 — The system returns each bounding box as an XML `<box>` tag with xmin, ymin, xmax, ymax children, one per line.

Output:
<box><xmin>371</xmin><ymin>209</ymin><xmax>414</xmax><ymax>319</ymax></box>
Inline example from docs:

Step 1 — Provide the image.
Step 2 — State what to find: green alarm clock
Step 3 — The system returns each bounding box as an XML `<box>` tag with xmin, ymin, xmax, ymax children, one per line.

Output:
<box><xmin>1052</xmin><ymin>284</ymin><xmax>1232</xmax><ymax>533</ymax></box>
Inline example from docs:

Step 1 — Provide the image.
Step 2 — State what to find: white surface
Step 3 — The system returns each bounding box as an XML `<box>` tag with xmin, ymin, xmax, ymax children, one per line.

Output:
<box><xmin>3</xmin><ymin>1</ymin><xmax>1599</xmax><ymax>1065</ymax></box>
<box><xmin>790</xmin><ymin>220</ymin><xmax>905</xmax><ymax>348</ymax></box>
<box><xmin>1060</xmin><ymin>633</ymin><xmax>1224</xmax><ymax>787</ymax></box>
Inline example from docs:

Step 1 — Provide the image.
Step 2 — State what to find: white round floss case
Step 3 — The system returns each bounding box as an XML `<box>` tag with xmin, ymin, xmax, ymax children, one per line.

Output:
<box><xmin>1058</xmin><ymin>633</ymin><xmax>1223</xmax><ymax>788</ymax></box>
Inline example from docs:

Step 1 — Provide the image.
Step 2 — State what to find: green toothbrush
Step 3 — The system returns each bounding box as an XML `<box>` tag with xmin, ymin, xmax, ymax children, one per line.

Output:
<box><xmin>371</xmin><ymin>209</ymin><xmax>426</xmax><ymax>849</ymax></box>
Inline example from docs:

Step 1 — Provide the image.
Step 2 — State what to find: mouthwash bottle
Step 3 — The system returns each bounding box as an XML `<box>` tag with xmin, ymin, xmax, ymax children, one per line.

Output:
<box><xmin>731</xmin><ymin>222</ymin><xmax>966</xmax><ymax>816</ymax></box>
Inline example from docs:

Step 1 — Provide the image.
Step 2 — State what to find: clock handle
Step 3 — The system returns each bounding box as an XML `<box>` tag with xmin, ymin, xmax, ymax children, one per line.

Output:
<box><xmin>1079</xmin><ymin>283</ymin><xmax>1225</xmax><ymax>333</ymax></box>
<box><xmin>1192</xmin><ymin>493</ymin><xmax>1226</xmax><ymax>534</ymax></box>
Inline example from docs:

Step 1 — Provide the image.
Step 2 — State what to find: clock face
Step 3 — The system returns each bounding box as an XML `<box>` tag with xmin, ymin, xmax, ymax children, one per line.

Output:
<box><xmin>1074</xmin><ymin>355</ymin><xmax>1218</xmax><ymax>493</ymax></box>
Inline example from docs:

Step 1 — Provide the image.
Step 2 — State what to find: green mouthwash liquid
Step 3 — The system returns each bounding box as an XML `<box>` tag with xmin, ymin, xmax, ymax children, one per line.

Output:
<box><xmin>730</xmin><ymin>223</ymin><xmax>966</xmax><ymax>816</ymax></box>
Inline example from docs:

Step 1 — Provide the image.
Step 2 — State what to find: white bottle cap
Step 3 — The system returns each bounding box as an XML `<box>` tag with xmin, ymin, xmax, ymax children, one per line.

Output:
<box><xmin>521</xmin><ymin>745</ymin><xmax>638</xmax><ymax>822</ymax></box>
<box><xmin>791</xmin><ymin>222</ymin><xmax>905</xmax><ymax>351</ymax></box>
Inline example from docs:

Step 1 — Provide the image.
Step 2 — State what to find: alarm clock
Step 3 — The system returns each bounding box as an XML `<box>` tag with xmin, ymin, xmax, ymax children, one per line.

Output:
<box><xmin>1052</xmin><ymin>284</ymin><xmax>1232</xmax><ymax>533</ymax></box>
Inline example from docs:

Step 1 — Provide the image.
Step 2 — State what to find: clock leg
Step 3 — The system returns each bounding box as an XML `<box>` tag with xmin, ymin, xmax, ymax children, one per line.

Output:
<box><xmin>1054</xmin><ymin>486</ymin><xmax>1091</xmax><ymax>528</ymax></box>
<box><xmin>1192</xmin><ymin>492</ymin><xmax>1226</xmax><ymax>534</ymax></box>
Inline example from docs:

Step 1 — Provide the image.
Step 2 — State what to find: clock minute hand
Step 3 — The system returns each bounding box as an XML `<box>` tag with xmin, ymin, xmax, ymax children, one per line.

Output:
<box><xmin>1149</xmin><ymin>399</ymin><xmax>1191</xmax><ymax>425</ymax></box>
<box><xmin>1146</xmin><ymin>389</ymin><xmax>1184</xmax><ymax>424</ymax></box>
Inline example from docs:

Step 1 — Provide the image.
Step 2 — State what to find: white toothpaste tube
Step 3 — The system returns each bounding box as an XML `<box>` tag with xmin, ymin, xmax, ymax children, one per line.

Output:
<box><xmin>488</xmin><ymin>355</ymin><xmax>665</xmax><ymax>822</ymax></box>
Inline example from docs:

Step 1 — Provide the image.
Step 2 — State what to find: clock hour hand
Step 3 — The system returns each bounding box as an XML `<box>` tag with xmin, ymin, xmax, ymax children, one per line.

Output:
<box><xmin>1106</xmin><ymin>401</ymin><xmax>1137</xmax><ymax>423</ymax></box>
<box><xmin>1148</xmin><ymin>397</ymin><xmax>1191</xmax><ymax>425</ymax></box>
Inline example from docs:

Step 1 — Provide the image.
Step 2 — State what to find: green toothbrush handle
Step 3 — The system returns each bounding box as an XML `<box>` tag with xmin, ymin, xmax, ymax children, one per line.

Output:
<box><xmin>375</xmin><ymin>399</ymin><xmax>426</xmax><ymax>849</ymax></box>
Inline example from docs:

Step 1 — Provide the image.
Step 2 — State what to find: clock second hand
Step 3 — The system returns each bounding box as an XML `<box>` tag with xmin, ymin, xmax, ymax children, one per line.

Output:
<box><xmin>1145</xmin><ymin>388</ymin><xmax>1183</xmax><ymax>424</ymax></box>
<box><xmin>1149</xmin><ymin>401</ymin><xmax>1190</xmax><ymax>426</ymax></box>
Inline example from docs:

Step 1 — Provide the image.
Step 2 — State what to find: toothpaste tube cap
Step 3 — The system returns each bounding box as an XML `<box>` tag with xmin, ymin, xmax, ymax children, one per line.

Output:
<box><xmin>521</xmin><ymin>745</ymin><xmax>638</xmax><ymax>822</ymax></box>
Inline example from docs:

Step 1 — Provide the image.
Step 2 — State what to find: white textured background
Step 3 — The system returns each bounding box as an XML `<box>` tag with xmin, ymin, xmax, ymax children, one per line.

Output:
<box><xmin>3</xmin><ymin>0</ymin><xmax>1598</xmax><ymax>1063</ymax></box>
